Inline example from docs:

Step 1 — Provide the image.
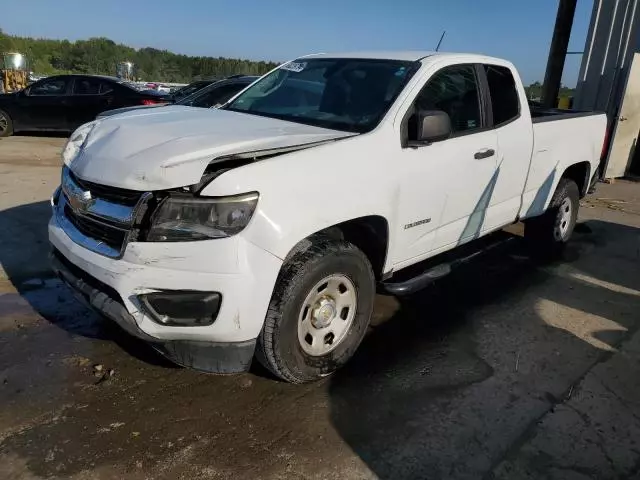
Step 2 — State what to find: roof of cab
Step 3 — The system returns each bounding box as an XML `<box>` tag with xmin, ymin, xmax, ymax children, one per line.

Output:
<box><xmin>298</xmin><ymin>51</ymin><xmax>510</xmax><ymax>65</ymax></box>
<box><xmin>301</xmin><ymin>51</ymin><xmax>438</xmax><ymax>61</ymax></box>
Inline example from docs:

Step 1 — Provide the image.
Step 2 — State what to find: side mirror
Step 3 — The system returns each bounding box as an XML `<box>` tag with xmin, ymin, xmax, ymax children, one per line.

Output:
<box><xmin>414</xmin><ymin>110</ymin><xmax>451</xmax><ymax>144</ymax></box>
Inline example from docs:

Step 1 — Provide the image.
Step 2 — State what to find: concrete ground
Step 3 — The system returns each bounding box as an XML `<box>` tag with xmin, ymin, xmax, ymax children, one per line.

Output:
<box><xmin>0</xmin><ymin>135</ymin><xmax>639</xmax><ymax>480</ymax></box>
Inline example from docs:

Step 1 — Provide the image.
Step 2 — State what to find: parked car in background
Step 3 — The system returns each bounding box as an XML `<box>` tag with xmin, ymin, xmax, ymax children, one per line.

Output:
<box><xmin>96</xmin><ymin>75</ymin><xmax>257</xmax><ymax>119</ymax></box>
<box><xmin>169</xmin><ymin>79</ymin><xmax>214</xmax><ymax>101</ymax></box>
<box><xmin>0</xmin><ymin>74</ymin><xmax>170</xmax><ymax>137</ymax></box>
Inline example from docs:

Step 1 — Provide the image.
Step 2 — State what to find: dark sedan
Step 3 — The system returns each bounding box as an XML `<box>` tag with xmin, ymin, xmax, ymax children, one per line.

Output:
<box><xmin>0</xmin><ymin>75</ymin><xmax>170</xmax><ymax>137</ymax></box>
<box><xmin>170</xmin><ymin>79</ymin><xmax>216</xmax><ymax>102</ymax></box>
<box><xmin>96</xmin><ymin>75</ymin><xmax>258</xmax><ymax>119</ymax></box>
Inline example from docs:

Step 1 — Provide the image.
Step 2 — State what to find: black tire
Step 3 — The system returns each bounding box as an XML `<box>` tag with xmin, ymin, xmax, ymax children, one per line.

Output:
<box><xmin>525</xmin><ymin>178</ymin><xmax>580</xmax><ymax>254</ymax></box>
<box><xmin>256</xmin><ymin>237</ymin><xmax>376</xmax><ymax>383</ymax></box>
<box><xmin>0</xmin><ymin>109</ymin><xmax>13</xmax><ymax>138</ymax></box>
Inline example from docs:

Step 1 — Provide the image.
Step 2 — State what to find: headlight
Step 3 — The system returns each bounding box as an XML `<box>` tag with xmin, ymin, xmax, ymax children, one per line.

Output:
<box><xmin>62</xmin><ymin>121</ymin><xmax>96</xmax><ymax>165</ymax></box>
<box><xmin>147</xmin><ymin>192</ymin><xmax>259</xmax><ymax>242</ymax></box>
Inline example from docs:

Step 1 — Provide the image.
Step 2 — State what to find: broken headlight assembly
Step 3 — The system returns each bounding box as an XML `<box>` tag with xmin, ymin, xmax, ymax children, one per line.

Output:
<box><xmin>146</xmin><ymin>192</ymin><xmax>259</xmax><ymax>242</ymax></box>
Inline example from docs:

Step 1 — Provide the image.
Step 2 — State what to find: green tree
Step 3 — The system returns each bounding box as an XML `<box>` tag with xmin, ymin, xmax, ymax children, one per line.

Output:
<box><xmin>0</xmin><ymin>28</ymin><xmax>277</xmax><ymax>81</ymax></box>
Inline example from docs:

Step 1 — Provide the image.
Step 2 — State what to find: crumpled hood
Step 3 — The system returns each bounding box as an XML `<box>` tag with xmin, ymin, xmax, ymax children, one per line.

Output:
<box><xmin>96</xmin><ymin>104</ymin><xmax>165</xmax><ymax>119</ymax></box>
<box><xmin>69</xmin><ymin>106</ymin><xmax>354</xmax><ymax>190</ymax></box>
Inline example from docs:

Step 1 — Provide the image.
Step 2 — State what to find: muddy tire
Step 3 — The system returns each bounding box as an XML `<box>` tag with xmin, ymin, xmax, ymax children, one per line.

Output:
<box><xmin>525</xmin><ymin>178</ymin><xmax>580</xmax><ymax>254</ymax></box>
<box><xmin>256</xmin><ymin>237</ymin><xmax>375</xmax><ymax>383</ymax></box>
<box><xmin>0</xmin><ymin>109</ymin><xmax>13</xmax><ymax>138</ymax></box>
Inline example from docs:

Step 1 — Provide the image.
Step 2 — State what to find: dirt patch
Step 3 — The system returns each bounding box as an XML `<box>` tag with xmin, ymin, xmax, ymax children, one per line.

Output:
<box><xmin>0</xmin><ymin>136</ymin><xmax>66</xmax><ymax>167</ymax></box>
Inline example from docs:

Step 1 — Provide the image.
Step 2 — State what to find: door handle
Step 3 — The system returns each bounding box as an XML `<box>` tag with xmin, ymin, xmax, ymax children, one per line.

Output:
<box><xmin>474</xmin><ymin>148</ymin><xmax>495</xmax><ymax>160</ymax></box>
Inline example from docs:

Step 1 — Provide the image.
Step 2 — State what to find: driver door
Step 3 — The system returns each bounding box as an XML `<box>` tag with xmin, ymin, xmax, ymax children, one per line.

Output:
<box><xmin>392</xmin><ymin>64</ymin><xmax>498</xmax><ymax>268</ymax></box>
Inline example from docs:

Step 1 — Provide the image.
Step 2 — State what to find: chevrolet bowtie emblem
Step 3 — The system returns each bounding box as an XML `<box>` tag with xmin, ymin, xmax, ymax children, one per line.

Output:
<box><xmin>67</xmin><ymin>188</ymin><xmax>95</xmax><ymax>212</ymax></box>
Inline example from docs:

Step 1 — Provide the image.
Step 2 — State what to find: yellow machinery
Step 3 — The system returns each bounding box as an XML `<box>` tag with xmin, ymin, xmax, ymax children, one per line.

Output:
<box><xmin>1</xmin><ymin>52</ymin><xmax>29</xmax><ymax>93</ymax></box>
<box><xmin>557</xmin><ymin>96</ymin><xmax>572</xmax><ymax>109</ymax></box>
<box><xmin>116</xmin><ymin>61</ymin><xmax>135</xmax><ymax>82</ymax></box>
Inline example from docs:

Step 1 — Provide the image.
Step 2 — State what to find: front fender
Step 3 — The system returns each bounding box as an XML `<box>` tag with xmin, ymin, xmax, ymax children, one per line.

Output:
<box><xmin>200</xmin><ymin>134</ymin><xmax>399</xmax><ymax>270</ymax></box>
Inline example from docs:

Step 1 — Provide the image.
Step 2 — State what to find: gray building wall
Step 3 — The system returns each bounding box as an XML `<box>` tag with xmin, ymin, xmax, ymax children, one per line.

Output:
<box><xmin>574</xmin><ymin>0</ymin><xmax>640</xmax><ymax>117</ymax></box>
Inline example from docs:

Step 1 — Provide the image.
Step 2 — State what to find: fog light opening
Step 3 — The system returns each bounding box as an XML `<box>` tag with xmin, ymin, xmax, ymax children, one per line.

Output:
<box><xmin>139</xmin><ymin>291</ymin><xmax>222</xmax><ymax>327</ymax></box>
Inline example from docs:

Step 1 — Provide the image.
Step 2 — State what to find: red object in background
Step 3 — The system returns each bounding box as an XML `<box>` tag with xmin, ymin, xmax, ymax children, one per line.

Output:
<box><xmin>141</xmin><ymin>99</ymin><xmax>165</xmax><ymax>105</ymax></box>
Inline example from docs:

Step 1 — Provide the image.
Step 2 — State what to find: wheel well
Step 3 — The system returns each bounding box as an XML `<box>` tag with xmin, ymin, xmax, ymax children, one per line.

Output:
<box><xmin>0</xmin><ymin>108</ymin><xmax>13</xmax><ymax>126</ymax></box>
<box><xmin>314</xmin><ymin>216</ymin><xmax>389</xmax><ymax>280</ymax></box>
<box><xmin>562</xmin><ymin>162</ymin><xmax>591</xmax><ymax>198</ymax></box>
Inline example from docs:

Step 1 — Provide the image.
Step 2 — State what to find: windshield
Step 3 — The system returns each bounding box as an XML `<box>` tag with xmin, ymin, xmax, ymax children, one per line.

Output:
<box><xmin>173</xmin><ymin>81</ymin><xmax>208</xmax><ymax>99</ymax></box>
<box><xmin>225</xmin><ymin>58</ymin><xmax>418</xmax><ymax>133</ymax></box>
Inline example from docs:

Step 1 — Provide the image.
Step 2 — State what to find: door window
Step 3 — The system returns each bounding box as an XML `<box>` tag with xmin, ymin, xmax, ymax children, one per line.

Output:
<box><xmin>30</xmin><ymin>78</ymin><xmax>68</xmax><ymax>96</ymax></box>
<box><xmin>483</xmin><ymin>65</ymin><xmax>519</xmax><ymax>126</ymax></box>
<box><xmin>99</xmin><ymin>82</ymin><xmax>114</xmax><ymax>94</ymax></box>
<box><xmin>73</xmin><ymin>78</ymin><xmax>101</xmax><ymax>95</ymax></box>
<box><xmin>413</xmin><ymin>65</ymin><xmax>482</xmax><ymax>135</ymax></box>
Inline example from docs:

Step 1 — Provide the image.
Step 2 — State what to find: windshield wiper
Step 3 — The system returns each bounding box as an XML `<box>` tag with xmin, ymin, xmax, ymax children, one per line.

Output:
<box><xmin>224</xmin><ymin>108</ymin><xmax>362</xmax><ymax>133</ymax></box>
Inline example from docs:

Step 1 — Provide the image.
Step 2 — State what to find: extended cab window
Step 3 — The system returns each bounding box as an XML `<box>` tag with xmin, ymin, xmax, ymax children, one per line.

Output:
<box><xmin>413</xmin><ymin>65</ymin><xmax>481</xmax><ymax>135</ymax></box>
<box><xmin>484</xmin><ymin>64</ymin><xmax>519</xmax><ymax>126</ymax></box>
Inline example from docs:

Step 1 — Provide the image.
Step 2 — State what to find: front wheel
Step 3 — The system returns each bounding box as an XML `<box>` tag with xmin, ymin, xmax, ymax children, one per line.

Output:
<box><xmin>256</xmin><ymin>237</ymin><xmax>376</xmax><ymax>383</ymax></box>
<box><xmin>525</xmin><ymin>178</ymin><xmax>580</xmax><ymax>254</ymax></box>
<box><xmin>0</xmin><ymin>109</ymin><xmax>13</xmax><ymax>138</ymax></box>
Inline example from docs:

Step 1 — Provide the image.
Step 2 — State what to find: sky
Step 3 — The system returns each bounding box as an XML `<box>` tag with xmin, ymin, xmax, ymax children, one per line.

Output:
<box><xmin>2</xmin><ymin>0</ymin><xmax>594</xmax><ymax>86</ymax></box>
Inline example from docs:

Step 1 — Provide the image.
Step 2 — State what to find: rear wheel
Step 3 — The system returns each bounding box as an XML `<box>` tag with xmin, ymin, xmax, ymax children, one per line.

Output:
<box><xmin>0</xmin><ymin>109</ymin><xmax>13</xmax><ymax>138</ymax></box>
<box><xmin>256</xmin><ymin>237</ymin><xmax>375</xmax><ymax>383</ymax></box>
<box><xmin>525</xmin><ymin>178</ymin><xmax>580</xmax><ymax>254</ymax></box>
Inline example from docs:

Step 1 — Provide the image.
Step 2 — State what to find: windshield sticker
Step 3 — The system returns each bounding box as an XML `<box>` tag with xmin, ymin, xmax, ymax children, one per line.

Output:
<box><xmin>395</xmin><ymin>67</ymin><xmax>407</xmax><ymax>77</ymax></box>
<box><xmin>281</xmin><ymin>61</ymin><xmax>307</xmax><ymax>73</ymax></box>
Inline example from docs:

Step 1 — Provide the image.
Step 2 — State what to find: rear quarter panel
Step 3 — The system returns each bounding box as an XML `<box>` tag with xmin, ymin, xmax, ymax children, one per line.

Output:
<box><xmin>521</xmin><ymin>113</ymin><xmax>607</xmax><ymax>218</ymax></box>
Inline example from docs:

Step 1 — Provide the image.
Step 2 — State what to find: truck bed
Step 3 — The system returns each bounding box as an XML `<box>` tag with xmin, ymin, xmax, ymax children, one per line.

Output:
<box><xmin>529</xmin><ymin>102</ymin><xmax>604</xmax><ymax>123</ymax></box>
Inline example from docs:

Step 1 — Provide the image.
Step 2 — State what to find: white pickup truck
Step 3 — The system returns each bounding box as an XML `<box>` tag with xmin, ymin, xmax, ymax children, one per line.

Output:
<box><xmin>49</xmin><ymin>51</ymin><xmax>607</xmax><ymax>383</ymax></box>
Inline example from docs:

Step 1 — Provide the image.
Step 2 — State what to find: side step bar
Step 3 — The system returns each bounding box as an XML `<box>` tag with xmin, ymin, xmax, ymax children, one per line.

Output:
<box><xmin>380</xmin><ymin>234</ymin><xmax>518</xmax><ymax>296</ymax></box>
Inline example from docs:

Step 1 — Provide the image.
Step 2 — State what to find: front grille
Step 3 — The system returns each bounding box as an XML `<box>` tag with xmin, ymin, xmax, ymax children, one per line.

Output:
<box><xmin>58</xmin><ymin>166</ymin><xmax>148</xmax><ymax>257</ymax></box>
<box><xmin>64</xmin><ymin>204</ymin><xmax>128</xmax><ymax>250</ymax></box>
<box><xmin>69</xmin><ymin>170</ymin><xmax>142</xmax><ymax>206</ymax></box>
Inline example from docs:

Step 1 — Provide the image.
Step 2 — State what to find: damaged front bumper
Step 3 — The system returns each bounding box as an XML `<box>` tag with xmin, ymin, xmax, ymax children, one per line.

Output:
<box><xmin>50</xmin><ymin>250</ymin><xmax>256</xmax><ymax>373</ymax></box>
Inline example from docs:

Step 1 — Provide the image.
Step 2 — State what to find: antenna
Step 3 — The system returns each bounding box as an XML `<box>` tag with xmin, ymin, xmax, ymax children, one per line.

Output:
<box><xmin>435</xmin><ymin>31</ymin><xmax>446</xmax><ymax>52</ymax></box>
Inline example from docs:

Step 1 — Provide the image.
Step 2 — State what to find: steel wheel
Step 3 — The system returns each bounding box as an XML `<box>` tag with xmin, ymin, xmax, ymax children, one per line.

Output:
<box><xmin>554</xmin><ymin>197</ymin><xmax>573</xmax><ymax>241</ymax></box>
<box><xmin>524</xmin><ymin>178</ymin><xmax>580</xmax><ymax>256</ymax></box>
<box><xmin>257</xmin><ymin>237</ymin><xmax>375</xmax><ymax>383</ymax></box>
<box><xmin>297</xmin><ymin>274</ymin><xmax>357</xmax><ymax>356</ymax></box>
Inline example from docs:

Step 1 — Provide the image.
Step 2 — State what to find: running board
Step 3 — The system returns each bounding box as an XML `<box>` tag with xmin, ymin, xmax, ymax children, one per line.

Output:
<box><xmin>380</xmin><ymin>234</ymin><xmax>518</xmax><ymax>296</ymax></box>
